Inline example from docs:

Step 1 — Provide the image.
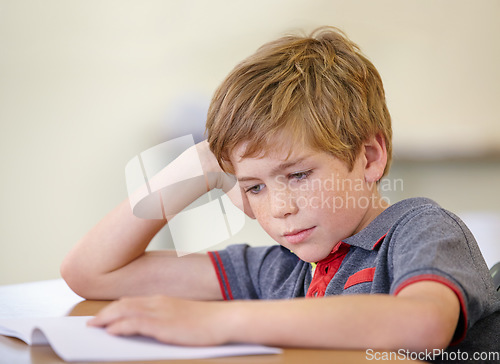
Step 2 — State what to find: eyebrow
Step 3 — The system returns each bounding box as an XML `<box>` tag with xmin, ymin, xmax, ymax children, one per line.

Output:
<box><xmin>236</xmin><ymin>157</ymin><xmax>308</xmax><ymax>183</ymax></box>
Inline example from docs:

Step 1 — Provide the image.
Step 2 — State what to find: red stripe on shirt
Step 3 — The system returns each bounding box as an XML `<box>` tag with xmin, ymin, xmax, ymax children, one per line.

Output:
<box><xmin>208</xmin><ymin>251</ymin><xmax>234</xmax><ymax>300</ymax></box>
<box><xmin>208</xmin><ymin>252</ymin><xmax>227</xmax><ymax>300</ymax></box>
<box><xmin>344</xmin><ymin>267</ymin><xmax>376</xmax><ymax>289</ymax></box>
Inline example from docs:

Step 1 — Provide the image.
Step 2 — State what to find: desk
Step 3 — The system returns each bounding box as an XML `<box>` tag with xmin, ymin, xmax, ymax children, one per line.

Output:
<box><xmin>0</xmin><ymin>280</ymin><xmax>423</xmax><ymax>363</ymax></box>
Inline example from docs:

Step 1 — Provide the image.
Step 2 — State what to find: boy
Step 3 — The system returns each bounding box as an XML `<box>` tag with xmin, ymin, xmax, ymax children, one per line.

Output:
<box><xmin>61</xmin><ymin>27</ymin><xmax>500</xmax><ymax>356</ymax></box>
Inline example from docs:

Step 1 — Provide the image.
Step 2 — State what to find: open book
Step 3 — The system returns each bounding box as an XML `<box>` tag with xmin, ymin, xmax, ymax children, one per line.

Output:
<box><xmin>0</xmin><ymin>316</ymin><xmax>281</xmax><ymax>362</ymax></box>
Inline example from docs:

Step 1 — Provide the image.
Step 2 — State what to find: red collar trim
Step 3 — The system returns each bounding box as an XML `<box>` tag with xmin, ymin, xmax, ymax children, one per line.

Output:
<box><xmin>306</xmin><ymin>242</ymin><xmax>351</xmax><ymax>298</ymax></box>
<box><xmin>372</xmin><ymin>233</ymin><xmax>387</xmax><ymax>250</ymax></box>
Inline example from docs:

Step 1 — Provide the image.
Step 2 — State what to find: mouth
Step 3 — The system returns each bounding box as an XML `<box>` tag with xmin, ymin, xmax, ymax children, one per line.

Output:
<box><xmin>283</xmin><ymin>227</ymin><xmax>316</xmax><ymax>245</ymax></box>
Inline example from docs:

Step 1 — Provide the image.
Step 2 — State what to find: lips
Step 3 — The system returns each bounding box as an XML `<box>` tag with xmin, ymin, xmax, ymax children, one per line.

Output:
<box><xmin>283</xmin><ymin>227</ymin><xmax>316</xmax><ymax>245</ymax></box>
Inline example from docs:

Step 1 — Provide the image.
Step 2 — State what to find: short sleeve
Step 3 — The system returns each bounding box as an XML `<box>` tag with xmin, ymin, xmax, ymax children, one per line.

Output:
<box><xmin>208</xmin><ymin>244</ymin><xmax>307</xmax><ymax>300</ymax></box>
<box><xmin>389</xmin><ymin>206</ymin><xmax>499</xmax><ymax>343</ymax></box>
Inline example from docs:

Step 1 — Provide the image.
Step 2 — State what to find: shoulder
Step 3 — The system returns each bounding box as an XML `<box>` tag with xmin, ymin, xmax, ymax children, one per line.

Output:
<box><xmin>383</xmin><ymin>199</ymin><xmax>500</xmax><ymax>327</ymax></box>
<box><xmin>387</xmin><ymin>198</ymin><xmax>476</xmax><ymax>254</ymax></box>
<box><xmin>392</xmin><ymin>198</ymin><xmax>465</xmax><ymax>230</ymax></box>
<box><xmin>343</xmin><ymin>197</ymin><xmax>465</xmax><ymax>251</ymax></box>
<box><xmin>382</xmin><ymin>198</ymin><xmax>481</xmax><ymax>267</ymax></box>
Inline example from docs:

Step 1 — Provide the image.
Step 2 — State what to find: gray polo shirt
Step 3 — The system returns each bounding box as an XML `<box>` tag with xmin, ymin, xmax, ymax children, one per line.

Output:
<box><xmin>209</xmin><ymin>197</ymin><xmax>500</xmax><ymax>354</ymax></box>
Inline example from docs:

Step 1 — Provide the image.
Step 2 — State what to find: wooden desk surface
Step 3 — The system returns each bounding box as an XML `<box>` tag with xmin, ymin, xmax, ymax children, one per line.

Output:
<box><xmin>0</xmin><ymin>280</ymin><xmax>423</xmax><ymax>363</ymax></box>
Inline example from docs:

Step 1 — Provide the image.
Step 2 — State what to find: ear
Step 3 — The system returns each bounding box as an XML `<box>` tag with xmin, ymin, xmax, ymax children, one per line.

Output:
<box><xmin>362</xmin><ymin>132</ymin><xmax>387</xmax><ymax>183</ymax></box>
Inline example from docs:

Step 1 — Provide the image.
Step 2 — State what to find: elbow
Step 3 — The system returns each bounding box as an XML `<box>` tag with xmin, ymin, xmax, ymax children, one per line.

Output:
<box><xmin>60</xmin><ymin>253</ymin><xmax>118</xmax><ymax>300</ymax></box>
<box><xmin>415</xmin><ymin>322</ymin><xmax>454</xmax><ymax>352</ymax></box>
<box><xmin>404</xmin><ymin>305</ymin><xmax>458</xmax><ymax>352</ymax></box>
<box><xmin>60</xmin><ymin>254</ymin><xmax>97</xmax><ymax>300</ymax></box>
<box><xmin>60</xmin><ymin>254</ymin><xmax>85</xmax><ymax>298</ymax></box>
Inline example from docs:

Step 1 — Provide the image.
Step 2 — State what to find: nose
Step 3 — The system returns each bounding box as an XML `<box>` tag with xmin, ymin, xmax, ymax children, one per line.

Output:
<box><xmin>269</xmin><ymin>189</ymin><xmax>299</xmax><ymax>218</ymax></box>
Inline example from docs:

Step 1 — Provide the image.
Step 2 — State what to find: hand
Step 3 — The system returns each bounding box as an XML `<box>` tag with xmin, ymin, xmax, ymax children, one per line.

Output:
<box><xmin>195</xmin><ymin>140</ymin><xmax>255</xmax><ymax>218</ymax></box>
<box><xmin>135</xmin><ymin>139</ymin><xmax>255</xmax><ymax>220</ymax></box>
<box><xmin>87</xmin><ymin>295</ymin><xmax>229</xmax><ymax>346</ymax></box>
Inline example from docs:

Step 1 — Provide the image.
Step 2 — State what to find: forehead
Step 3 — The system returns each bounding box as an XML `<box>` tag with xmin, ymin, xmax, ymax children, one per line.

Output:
<box><xmin>230</xmin><ymin>129</ymin><xmax>308</xmax><ymax>162</ymax></box>
<box><xmin>229</xmin><ymin>139</ymin><xmax>321</xmax><ymax>178</ymax></box>
<box><xmin>230</xmin><ymin>139</ymin><xmax>299</xmax><ymax>165</ymax></box>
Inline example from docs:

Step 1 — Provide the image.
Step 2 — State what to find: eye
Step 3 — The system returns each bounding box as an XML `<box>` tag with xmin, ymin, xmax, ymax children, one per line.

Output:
<box><xmin>245</xmin><ymin>183</ymin><xmax>265</xmax><ymax>195</ymax></box>
<box><xmin>289</xmin><ymin>170</ymin><xmax>312</xmax><ymax>181</ymax></box>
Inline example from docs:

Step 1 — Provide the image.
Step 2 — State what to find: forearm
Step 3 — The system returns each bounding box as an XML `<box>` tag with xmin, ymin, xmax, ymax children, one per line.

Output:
<box><xmin>60</xmin><ymin>198</ymin><xmax>167</xmax><ymax>296</ymax></box>
<box><xmin>223</xmin><ymin>284</ymin><xmax>458</xmax><ymax>352</ymax></box>
<box><xmin>89</xmin><ymin>282</ymin><xmax>459</xmax><ymax>350</ymax></box>
<box><xmin>61</xmin><ymin>143</ymin><xmax>215</xmax><ymax>298</ymax></box>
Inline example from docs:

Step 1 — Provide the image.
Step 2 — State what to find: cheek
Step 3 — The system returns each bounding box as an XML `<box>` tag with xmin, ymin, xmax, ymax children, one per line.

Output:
<box><xmin>250</xmin><ymin>201</ymin><xmax>275</xmax><ymax>233</ymax></box>
<box><xmin>251</xmin><ymin>202</ymin><xmax>270</xmax><ymax>223</ymax></box>
<box><xmin>297</xmin><ymin>187</ymin><xmax>328</xmax><ymax>211</ymax></box>
<box><xmin>255</xmin><ymin>216</ymin><xmax>276</xmax><ymax>241</ymax></box>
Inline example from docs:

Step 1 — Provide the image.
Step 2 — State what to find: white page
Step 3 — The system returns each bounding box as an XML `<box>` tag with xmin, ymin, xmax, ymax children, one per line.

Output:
<box><xmin>0</xmin><ymin>316</ymin><xmax>281</xmax><ymax>362</ymax></box>
<box><xmin>0</xmin><ymin>318</ymin><xmax>36</xmax><ymax>344</ymax></box>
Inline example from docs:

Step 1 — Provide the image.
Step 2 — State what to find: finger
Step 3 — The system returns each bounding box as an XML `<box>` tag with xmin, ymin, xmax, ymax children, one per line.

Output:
<box><xmin>87</xmin><ymin>310</ymin><xmax>118</xmax><ymax>327</ymax></box>
<box><xmin>105</xmin><ymin>317</ymin><xmax>144</xmax><ymax>336</ymax></box>
<box><xmin>87</xmin><ymin>298</ymin><xmax>137</xmax><ymax>327</ymax></box>
<box><xmin>105</xmin><ymin>316</ymin><xmax>171</xmax><ymax>343</ymax></box>
<box><xmin>226</xmin><ymin>182</ymin><xmax>256</xmax><ymax>218</ymax></box>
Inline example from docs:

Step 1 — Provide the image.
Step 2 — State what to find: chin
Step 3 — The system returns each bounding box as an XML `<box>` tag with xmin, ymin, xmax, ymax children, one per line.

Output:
<box><xmin>292</xmin><ymin>248</ymin><xmax>330</xmax><ymax>263</ymax></box>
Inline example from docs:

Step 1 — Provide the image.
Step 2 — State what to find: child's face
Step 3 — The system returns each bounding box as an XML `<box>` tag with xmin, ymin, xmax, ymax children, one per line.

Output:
<box><xmin>231</xmin><ymin>141</ymin><xmax>385</xmax><ymax>263</ymax></box>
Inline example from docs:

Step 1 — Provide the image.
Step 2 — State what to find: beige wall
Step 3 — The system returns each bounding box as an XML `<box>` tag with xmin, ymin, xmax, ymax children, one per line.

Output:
<box><xmin>1</xmin><ymin>0</ymin><xmax>499</xmax><ymax>285</ymax></box>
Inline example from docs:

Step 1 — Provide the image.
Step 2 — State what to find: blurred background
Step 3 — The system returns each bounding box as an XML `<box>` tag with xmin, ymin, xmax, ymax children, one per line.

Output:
<box><xmin>1</xmin><ymin>0</ymin><xmax>499</xmax><ymax>285</ymax></box>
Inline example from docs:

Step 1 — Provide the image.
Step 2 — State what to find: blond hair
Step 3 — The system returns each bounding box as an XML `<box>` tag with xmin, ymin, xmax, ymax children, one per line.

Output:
<box><xmin>206</xmin><ymin>26</ymin><xmax>392</xmax><ymax>177</ymax></box>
